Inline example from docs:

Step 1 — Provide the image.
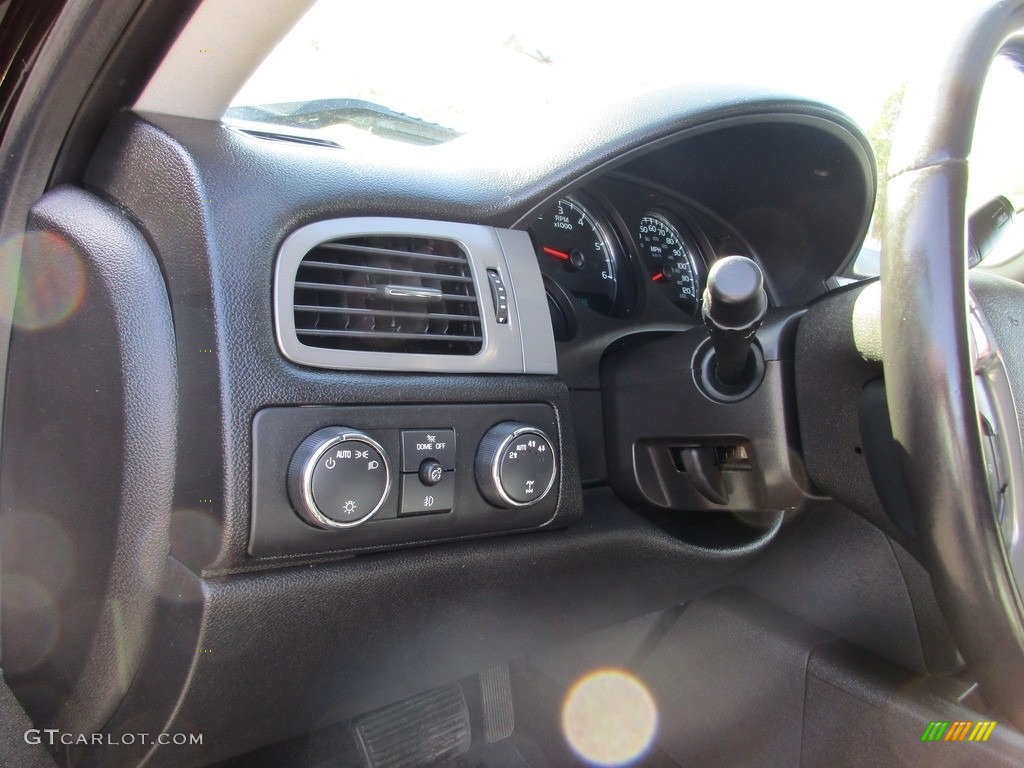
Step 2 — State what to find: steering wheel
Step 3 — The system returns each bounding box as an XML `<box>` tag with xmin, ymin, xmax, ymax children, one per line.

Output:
<box><xmin>882</xmin><ymin>0</ymin><xmax>1024</xmax><ymax>728</ymax></box>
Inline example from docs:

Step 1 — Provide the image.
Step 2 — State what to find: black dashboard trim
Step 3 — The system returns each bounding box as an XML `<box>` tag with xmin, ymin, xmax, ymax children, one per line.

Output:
<box><xmin>62</xmin><ymin>88</ymin><xmax>877</xmax><ymax>764</ymax></box>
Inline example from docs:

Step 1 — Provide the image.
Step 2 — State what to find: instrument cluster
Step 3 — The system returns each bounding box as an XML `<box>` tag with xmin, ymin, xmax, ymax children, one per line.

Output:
<box><xmin>526</xmin><ymin>175</ymin><xmax>758</xmax><ymax>335</ymax></box>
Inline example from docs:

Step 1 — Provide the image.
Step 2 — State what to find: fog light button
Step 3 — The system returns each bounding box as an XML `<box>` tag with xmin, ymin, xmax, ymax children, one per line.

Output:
<box><xmin>400</xmin><ymin>471</ymin><xmax>455</xmax><ymax>516</ymax></box>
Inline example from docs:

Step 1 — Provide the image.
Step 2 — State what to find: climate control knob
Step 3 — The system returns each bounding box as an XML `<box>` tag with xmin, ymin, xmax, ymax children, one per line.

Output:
<box><xmin>287</xmin><ymin>427</ymin><xmax>392</xmax><ymax>529</ymax></box>
<box><xmin>475</xmin><ymin>422</ymin><xmax>557</xmax><ymax>508</ymax></box>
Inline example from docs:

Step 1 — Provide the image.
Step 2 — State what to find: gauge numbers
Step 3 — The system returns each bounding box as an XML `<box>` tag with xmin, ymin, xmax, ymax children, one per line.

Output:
<box><xmin>637</xmin><ymin>211</ymin><xmax>703</xmax><ymax>314</ymax></box>
<box><xmin>532</xmin><ymin>196</ymin><xmax>621</xmax><ymax>316</ymax></box>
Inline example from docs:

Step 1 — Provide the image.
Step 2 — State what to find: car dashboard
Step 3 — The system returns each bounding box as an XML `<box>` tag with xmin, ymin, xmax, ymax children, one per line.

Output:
<box><xmin>0</xmin><ymin>85</ymin><xmax>877</xmax><ymax>767</ymax></box>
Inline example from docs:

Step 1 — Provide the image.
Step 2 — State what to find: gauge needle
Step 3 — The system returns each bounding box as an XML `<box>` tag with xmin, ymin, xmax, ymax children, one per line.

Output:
<box><xmin>543</xmin><ymin>246</ymin><xmax>570</xmax><ymax>261</ymax></box>
<box><xmin>652</xmin><ymin>271</ymin><xmax>665</xmax><ymax>282</ymax></box>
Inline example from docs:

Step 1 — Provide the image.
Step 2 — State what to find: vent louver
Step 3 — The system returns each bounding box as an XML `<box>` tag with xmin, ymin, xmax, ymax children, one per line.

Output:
<box><xmin>293</xmin><ymin>235</ymin><xmax>483</xmax><ymax>355</ymax></box>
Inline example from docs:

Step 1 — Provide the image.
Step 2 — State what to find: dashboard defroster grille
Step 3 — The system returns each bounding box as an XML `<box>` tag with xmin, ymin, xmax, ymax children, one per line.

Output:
<box><xmin>293</xmin><ymin>236</ymin><xmax>483</xmax><ymax>355</ymax></box>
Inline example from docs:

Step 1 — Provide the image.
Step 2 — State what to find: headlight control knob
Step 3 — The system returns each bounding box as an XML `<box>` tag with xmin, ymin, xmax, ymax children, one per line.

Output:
<box><xmin>287</xmin><ymin>427</ymin><xmax>392</xmax><ymax>529</ymax></box>
<box><xmin>476</xmin><ymin>422</ymin><xmax>557</xmax><ymax>508</ymax></box>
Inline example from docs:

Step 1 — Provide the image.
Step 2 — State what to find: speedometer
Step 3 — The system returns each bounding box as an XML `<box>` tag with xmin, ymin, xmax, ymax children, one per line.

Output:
<box><xmin>531</xmin><ymin>196</ymin><xmax>624</xmax><ymax>316</ymax></box>
<box><xmin>637</xmin><ymin>211</ymin><xmax>704</xmax><ymax>315</ymax></box>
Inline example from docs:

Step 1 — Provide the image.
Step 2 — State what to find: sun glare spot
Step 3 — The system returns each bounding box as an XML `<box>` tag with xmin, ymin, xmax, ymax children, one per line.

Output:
<box><xmin>1</xmin><ymin>231</ymin><xmax>86</xmax><ymax>330</ymax></box>
<box><xmin>562</xmin><ymin>668</ymin><xmax>658</xmax><ymax>767</ymax></box>
<box><xmin>168</xmin><ymin>508</ymin><xmax>224</xmax><ymax>574</ymax></box>
<box><xmin>0</xmin><ymin>575</ymin><xmax>60</xmax><ymax>675</ymax></box>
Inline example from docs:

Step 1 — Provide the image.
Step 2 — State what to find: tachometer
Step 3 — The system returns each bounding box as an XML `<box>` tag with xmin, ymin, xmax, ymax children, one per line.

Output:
<box><xmin>637</xmin><ymin>211</ymin><xmax>703</xmax><ymax>314</ymax></box>
<box><xmin>531</xmin><ymin>196</ymin><xmax>623</xmax><ymax>316</ymax></box>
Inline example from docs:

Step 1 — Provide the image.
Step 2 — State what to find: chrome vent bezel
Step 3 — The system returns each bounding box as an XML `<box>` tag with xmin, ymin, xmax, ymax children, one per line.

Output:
<box><xmin>274</xmin><ymin>218</ymin><xmax>557</xmax><ymax>374</ymax></box>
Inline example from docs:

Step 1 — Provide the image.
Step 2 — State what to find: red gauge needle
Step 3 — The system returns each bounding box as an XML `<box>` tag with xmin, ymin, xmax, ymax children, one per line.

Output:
<box><xmin>543</xmin><ymin>246</ymin><xmax>570</xmax><ymax>261</ymax></box>
<box><xmin>652</xmin><ymin>271</ymin><xmax>665</xmax><ymax>282</ymax></box>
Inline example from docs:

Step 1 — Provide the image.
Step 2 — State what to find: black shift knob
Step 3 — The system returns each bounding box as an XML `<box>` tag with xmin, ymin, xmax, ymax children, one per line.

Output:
<box><xmin>701</xmin><ymin>256</ymin><xmax>767</xmax><ymax>388</ymax></box>
<box><xmin>703</xmin><ymin>256</ymin><xmax>767</xmax><ymax>329</ymax></box>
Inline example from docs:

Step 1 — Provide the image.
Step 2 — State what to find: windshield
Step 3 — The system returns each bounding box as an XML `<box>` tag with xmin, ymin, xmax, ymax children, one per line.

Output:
<box><xmin>231</xmin><ymin>0</ymin><xmax>987</xmax><ymax>137</ymax></box>
<box><xmin>229</xmin><ymin>0</ymin><xmax>1024</xmax><ymax>274</ymax></box>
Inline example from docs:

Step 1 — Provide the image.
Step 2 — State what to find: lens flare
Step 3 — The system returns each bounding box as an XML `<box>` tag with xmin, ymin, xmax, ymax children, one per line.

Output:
<box><xmin>0</xmin><ymin>510</ymin><xmax>77</xmax><ymax>595</ymax></box>
<box><xmin>562</xmin><ymin>668</ymin><xmax>658</xmax><ymax>766</ymax></box>
<box><xmin>169</xmin><ymin>508</ymin><xmax>224</xmax><ymax>573</ymax></box>
<box><xmin>0</xmin><ymin>575</ymin><xmax>60</xmax><ymax>674</ymax></box>
<box><xmin>0</xmin><ymin>231</ymin><xmax>86</xmax><ymax>330</ymax></box>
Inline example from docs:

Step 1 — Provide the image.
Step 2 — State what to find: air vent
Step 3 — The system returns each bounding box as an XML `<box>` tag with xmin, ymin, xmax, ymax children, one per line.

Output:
<box><xmin>293</xmin><ymin>235</ymin><xmax>483</xmax><ymax>355</ymax></box>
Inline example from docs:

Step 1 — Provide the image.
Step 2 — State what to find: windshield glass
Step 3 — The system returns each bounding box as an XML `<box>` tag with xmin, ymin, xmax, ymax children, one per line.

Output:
<box><xmin>231</xmin><ymin>0</ymin><xmax>987</xmax><ymax>138</ymax></box>
<box><xmin>229</xmin><ymin>0</ymin><xmax>1024</xmax><ymax>275</ymax></box>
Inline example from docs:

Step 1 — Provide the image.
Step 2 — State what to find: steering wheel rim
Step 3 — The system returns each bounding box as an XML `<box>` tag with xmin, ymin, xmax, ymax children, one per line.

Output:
<box><xmin>882</xmin><ymin>0</ymin><xmax>1024</xmax><ymax>727</ymax></box>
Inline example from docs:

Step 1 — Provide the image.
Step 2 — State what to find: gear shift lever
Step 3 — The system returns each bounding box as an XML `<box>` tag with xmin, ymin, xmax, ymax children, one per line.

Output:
<box><xmin>701</xmin><ymin>256</ymin><xmax>767</xmax><ymax>388</ymax></box>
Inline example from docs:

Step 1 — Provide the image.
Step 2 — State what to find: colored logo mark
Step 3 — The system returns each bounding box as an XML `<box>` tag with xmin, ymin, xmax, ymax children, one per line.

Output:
<box><xmin>921</xmin><ymin>720</ymin><xmax>997</xmax><ymax>742</ymax></box>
